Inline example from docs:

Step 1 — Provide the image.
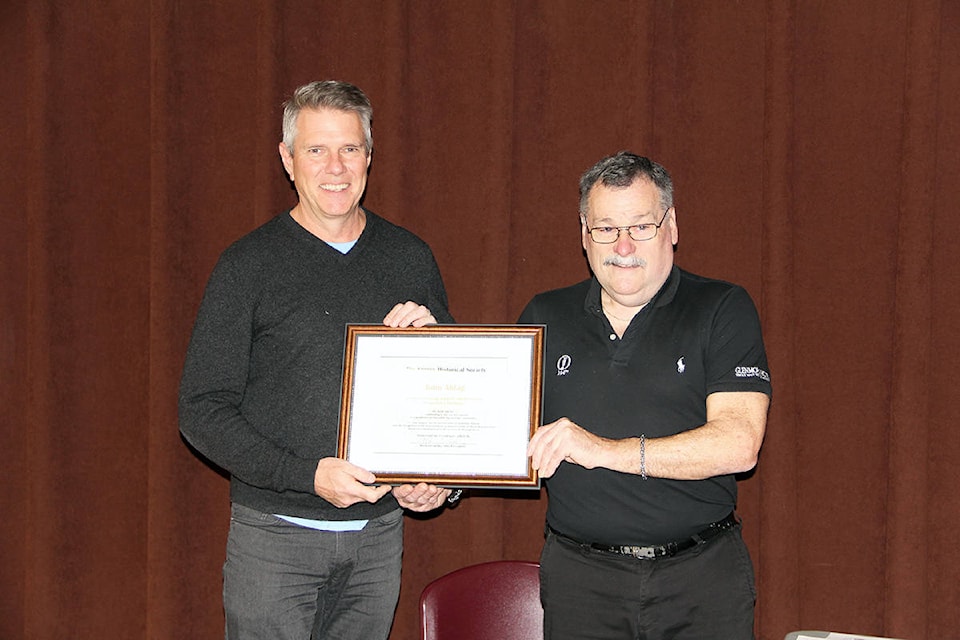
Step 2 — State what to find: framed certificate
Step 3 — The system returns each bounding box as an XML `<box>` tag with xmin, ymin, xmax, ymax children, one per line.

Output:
<box><xmin>337</xmin><ymin>324</ymin><xmax>544</xmax><ymax>488</ymax></box>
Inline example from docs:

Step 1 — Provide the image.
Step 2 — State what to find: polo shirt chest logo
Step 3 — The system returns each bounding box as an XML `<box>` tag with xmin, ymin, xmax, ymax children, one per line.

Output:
<box><xmin>556</xmin><ymin>354</ymin><xmax>572</xmax><ymax>376</ymax></box>
<box><xmin>677</xmin><ymin>356</ymin><xmax>686</xmax><ymax>374</ymax></box>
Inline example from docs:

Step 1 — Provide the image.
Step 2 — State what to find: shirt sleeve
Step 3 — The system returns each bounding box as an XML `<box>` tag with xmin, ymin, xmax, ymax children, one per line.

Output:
<box><xmin>704</xmin><ymin>286</ymin><xmax>772</xmax><ymax>397</ymax></box>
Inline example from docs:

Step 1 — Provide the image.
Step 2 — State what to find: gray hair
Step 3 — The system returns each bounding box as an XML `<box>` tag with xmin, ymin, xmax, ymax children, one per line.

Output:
<box><xmin>578</xmin><ymin>151</ymin><xmax>674</xmax><ymax>216</ymax></box>
<box><xmin>281</xmin><ymin>80</ymin><xmax>373</xmax><ymax>154</ymax></box>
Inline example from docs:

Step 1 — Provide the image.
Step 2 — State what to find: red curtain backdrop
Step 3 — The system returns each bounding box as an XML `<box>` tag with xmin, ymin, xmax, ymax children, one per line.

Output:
<box><xmin>2</xmin><ymin>2</ymin><xmax>958</xmax><ymax>639</ymax></box>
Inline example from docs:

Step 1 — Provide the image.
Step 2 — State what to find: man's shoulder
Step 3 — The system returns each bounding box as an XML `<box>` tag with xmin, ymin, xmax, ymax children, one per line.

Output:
<box><xmin>519</xmin><ymin>278</ymin><xmax>592</xmax><ymax>322</ymax></box>
<box><xmin>668</xmin><ymin>269</ymin><xmax>763</xmax><ymax>333</ymax></box>
<box><xmin>364</xmin><ymin>209</ymin><xmax>432</xmax><ymax>249</ymax></box>
<box><xmin>676</xmin><ymin>267</ymin><xmax>737</xmax><ymax>289</ymax></box>
<box><xmin>209</xmin><ymin>212</ymin><xmax>303</xmax><ymax>280</ymax></box>
<box><xmin>533</xmin><ymin>278</ymin><xmax>592</xmax><ymax>301</ymax></box>
<box><xmin>222</xmin><ymin>212</ymin><xmax>292</xmax><ymax>254</ymax></box>
<box><xmin>673</xmin><ymin>268</ymin><xmax>752</xmax><ymax>304</ymax></box>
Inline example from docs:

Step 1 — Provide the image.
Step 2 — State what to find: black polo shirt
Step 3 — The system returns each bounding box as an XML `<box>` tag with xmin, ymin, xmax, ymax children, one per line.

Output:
<box><xmin>518</xmin><ymin>266</ymin><xmax>771</xmax><ymax>545</ymax></box>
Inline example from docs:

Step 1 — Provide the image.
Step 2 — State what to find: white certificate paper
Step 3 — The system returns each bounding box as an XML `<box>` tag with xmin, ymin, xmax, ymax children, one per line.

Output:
<box><xmin>337</xmin><ymin>325</ymin><xmax>543</xmax><ymax>488</ymax></box>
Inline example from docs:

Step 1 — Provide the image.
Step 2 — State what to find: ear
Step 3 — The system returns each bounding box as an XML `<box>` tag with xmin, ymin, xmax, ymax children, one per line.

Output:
<box><xmin>668</xmin><ymin>208</ymin><xmax>679</xmax><ymax>245</ymax></box>
<box><xmin>580</xmin><ymin>216</ymin><xmax>590</xmax><ymax>251</ymax></box>
<box><xmin>279</xmin><ymin>142</ymin><xmax>294</xmax><ymax>180</ymax></box>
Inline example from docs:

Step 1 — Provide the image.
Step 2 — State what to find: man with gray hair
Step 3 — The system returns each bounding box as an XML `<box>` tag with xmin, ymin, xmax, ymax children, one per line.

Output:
<box><xmin>180</xmin><ymin>80</ymin><xmax>455</xmax><ymax>639</ymax></box>
<box><xmin>522</xmin><ymin>151</ymin><xmax>771</xmax><ymax>639</ymax></box>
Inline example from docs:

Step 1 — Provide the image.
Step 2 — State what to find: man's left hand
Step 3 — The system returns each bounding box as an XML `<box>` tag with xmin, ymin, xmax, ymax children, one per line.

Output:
<box><xmin>383</xmin><ymin>301</ymin><xmax>437</xmax><ymax>328</ymax></box>
<box><xmin>392</xmin><ymin>483</ymin><xmax>451</xmax><ymax>512</ymax></box>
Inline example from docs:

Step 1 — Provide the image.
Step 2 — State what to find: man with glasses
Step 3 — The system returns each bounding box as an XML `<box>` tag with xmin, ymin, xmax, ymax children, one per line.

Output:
<box><xmin>522</xmin><ymin>151</ymin><xmax>771</xmax><ymax>639</ymax></box>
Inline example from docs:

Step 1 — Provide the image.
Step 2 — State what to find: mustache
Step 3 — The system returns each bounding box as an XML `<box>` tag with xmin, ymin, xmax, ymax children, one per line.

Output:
<box><xmin>603</xmin><ymin>256</ymin><xmax>647</xmax><ymax>268</ymax></box>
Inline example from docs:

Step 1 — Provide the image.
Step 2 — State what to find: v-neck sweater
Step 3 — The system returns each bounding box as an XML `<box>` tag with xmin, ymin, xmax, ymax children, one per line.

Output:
<box><xmin>179</xmin><ymin>209</ymin><xmax>453</xmax><ymax>521</ymax></box>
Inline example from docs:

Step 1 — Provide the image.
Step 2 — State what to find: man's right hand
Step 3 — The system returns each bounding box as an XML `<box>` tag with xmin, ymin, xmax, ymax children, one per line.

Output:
<box><xmin>313</xmin><ymin>458</ymin><xmax>392</xmax><ymax>507</ymax></box>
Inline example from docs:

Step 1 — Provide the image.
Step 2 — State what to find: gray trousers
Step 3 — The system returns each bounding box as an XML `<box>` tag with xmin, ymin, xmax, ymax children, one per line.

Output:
<box><xmin>223</xmin><ymin>503</ymin><xmax>403</xmax><ymax>640</ymax></box>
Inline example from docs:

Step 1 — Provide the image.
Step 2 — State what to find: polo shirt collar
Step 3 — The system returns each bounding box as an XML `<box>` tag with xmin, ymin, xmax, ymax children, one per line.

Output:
<box><xmin>583</xmin><ymin>265</ymin><xmax>681</xmax><ymax>315</ymax></box>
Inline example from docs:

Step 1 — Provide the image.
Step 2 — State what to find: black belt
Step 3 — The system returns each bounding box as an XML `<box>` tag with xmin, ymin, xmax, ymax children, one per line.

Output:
<box><xmin>548</xmin><ymin>512</ymin><xmax>738</xmax><ymax>559</ymax></box>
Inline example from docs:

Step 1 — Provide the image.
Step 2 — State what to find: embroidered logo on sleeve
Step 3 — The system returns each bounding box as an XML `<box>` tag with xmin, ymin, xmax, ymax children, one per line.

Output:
<box><xmin>735</xmin><ymin>366</ymin><xmax>770</xmax><ymax>382</ymax></box>
<box><xmin>556</xmin><ymin>354</ymin><xmax>571</xmax><ymax>376</ymax></box>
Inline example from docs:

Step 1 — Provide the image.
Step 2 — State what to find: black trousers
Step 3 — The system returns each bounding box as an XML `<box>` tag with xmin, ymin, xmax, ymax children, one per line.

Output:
<box><xmin>540</xmin><ymin>525</ymin><xmax>756</xmax><ymax>640</ymax></box>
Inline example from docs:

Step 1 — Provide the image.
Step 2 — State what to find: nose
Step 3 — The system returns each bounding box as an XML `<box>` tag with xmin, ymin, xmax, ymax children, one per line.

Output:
<box><xmin>613</xmin><ymin>230</ymin><xmax>636</xmax><ymax>256</ymax></box>
<box><xmin>323</xmin><ymin>153</ymin><xmax>346</xmax><ymax>175</ymax></box>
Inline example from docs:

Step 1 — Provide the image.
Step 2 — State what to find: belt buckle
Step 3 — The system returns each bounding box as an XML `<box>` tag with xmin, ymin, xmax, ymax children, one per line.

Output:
<box><xmin>621</xmin><ymin>545</ymin><xmax>657</xmax><ymax>559</ymax></box>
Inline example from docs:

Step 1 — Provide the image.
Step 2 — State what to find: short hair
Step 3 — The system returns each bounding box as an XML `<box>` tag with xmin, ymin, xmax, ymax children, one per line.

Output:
<box><xmin>281</xmin><ymin>80</ymin><xmax>373</xmax><ymax>154</ymax></box>
<box><xmin>578</xmin><ymin>151</ymin><xmax>674</xmax><ymax>217</ymax></box>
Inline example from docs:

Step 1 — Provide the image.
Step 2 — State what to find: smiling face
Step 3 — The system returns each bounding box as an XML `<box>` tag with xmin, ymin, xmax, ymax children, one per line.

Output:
<box><xmin>581</xmin><ymin>178</ymin><xmax>678</xmax><ymax>312</ymax></box>
<box><xmin>279</xmin><ymin>107</ymin><xmax>371</xmax><ymax>236</ymax></box>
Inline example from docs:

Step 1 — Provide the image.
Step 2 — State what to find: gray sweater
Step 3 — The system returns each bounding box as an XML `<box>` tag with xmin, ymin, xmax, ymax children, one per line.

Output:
<box><xmin>179</xmin><ymin>209</ymin><xmax>453</xmax><ymax>521</ymax></box>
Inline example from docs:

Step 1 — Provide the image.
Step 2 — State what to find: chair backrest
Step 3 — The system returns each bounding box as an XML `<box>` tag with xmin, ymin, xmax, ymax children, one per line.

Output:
<box><xmin>419</xmin><ymin>560</ymin><xmax>542</xmax><ymax>640</ymax></box>
<box><xmin>785</xmin><ymin>631</ymin><xmax>907</xmax><ymax>640</ymax></box>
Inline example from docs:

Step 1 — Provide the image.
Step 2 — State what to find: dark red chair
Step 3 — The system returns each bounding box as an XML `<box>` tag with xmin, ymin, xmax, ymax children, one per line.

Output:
<box><xmin>419</xmin><ymin>560</ymin><xmax>543</xmax><ymax>640</ymax></box>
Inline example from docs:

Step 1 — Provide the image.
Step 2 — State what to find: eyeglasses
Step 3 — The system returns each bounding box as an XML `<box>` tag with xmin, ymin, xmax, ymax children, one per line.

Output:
<box><xmin>584</xmin><ymin>208</ymin><xmax>671</xmax><ymax>244</ymax></box>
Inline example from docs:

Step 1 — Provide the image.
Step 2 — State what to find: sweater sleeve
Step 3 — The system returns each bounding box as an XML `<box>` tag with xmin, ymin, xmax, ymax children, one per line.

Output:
<box><xmin>178</xmin><ymin>251</ymin><xmax>319</xmax><ymax>495</ymax></box>
<box><xmin>424</xmin><ymin>248</ymin><xmax>455</xmax><ymax>324</ymax></box>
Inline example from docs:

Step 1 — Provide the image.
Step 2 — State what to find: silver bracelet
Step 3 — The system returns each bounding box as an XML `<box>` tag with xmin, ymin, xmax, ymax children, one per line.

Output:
<box><xmin>447</xmin><ymin>488</ymin><xmax>463</xmax><ymax>504</ymax></box>
<box><xmin>640</xmin><ymin>434</ymin><xmax>647</xmax><ymax>480</ymax></box>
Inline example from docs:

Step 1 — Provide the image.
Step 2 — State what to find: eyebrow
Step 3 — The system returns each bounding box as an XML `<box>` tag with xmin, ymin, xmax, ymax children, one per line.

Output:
<box><xmin>587</xmin><ymin>212</ymin><xmax>660</xmax><ymax>225</ymax></box>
